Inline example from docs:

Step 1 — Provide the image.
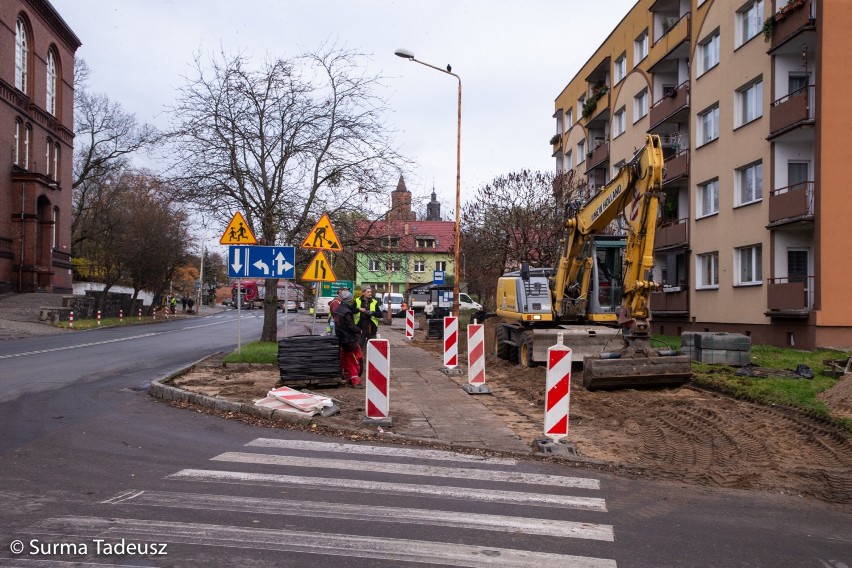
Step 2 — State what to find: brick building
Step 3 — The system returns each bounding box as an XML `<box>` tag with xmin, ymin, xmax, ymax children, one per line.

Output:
<box><xmin>0</xmin><ymin>0</ymin><xmax>79</xmax><ymax>293</ymax></box>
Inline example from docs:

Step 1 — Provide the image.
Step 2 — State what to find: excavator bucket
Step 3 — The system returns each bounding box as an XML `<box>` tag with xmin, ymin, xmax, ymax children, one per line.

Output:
<box><xmin>582</xmin><ymin>352</ymin><xmax>692</xmax><ymax>390</ymax></box>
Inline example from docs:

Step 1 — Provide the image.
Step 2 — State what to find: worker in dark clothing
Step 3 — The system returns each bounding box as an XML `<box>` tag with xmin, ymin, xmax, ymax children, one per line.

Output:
<box><xmin>334</xmin><ymin>290</ymin><xmax>363</xmax><ymax>388</ymax></box>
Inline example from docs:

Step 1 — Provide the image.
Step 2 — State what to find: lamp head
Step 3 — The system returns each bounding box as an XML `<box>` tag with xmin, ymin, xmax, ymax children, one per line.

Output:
<box><xmin>394</xmin><ymin>48</ymin><xmax>415</xmax><ymax>60</ymax></box>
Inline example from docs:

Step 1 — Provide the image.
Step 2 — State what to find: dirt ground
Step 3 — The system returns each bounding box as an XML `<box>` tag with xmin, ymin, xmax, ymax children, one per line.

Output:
<box><xmin>170</xmin><ymin>318</ymin><xmax>852</xmax><ymax>504</ymax></box>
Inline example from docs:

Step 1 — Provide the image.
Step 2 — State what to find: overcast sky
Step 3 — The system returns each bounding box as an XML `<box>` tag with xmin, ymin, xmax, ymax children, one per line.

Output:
<box><xmin>51</xmin><ymin>0</ymin><xmax>635</xmax><ymax>246</ymax></box>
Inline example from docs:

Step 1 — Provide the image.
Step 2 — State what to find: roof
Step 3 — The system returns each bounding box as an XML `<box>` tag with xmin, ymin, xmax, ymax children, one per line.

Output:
<box><xmin>353</xmin><ymin>219</ymin><xmax>456</xmax><ymax>254</ymax></box>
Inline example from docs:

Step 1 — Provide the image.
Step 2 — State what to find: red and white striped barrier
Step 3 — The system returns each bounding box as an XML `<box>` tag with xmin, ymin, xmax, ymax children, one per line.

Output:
<box><xmin>138</xmin><ymin>308</ymin><xmax>142</xmax><ymax>320</ymax></box>
<box><xmin>364</xmin><ymin>337</ymin><xmax>391</xmax><ymax>425</ymax></box>
<box><xmin>69</xmin><ymin>310</ymin><xmax>74</xmax><ymax>328</ymax></box>
<box><xmin>404</xmin><ymin>309</ymin><xmax>415</xmax><ymax>340</ymax></box>
<box><xmin>467</xmin><ymin>322</ymin><xmax>485</xmax><ymax>385</ymax></box>
<box><xmin>97</xmin><ymin>310</ymin><xmax>101</xmax><ymax>326</ymax></box>
<box><xmin>443</xmin><ymin>316</ymin><xmax>458</xmax><ymax>369</ymax></box>
<box><xmin>119</xmin><ymin>309</ymin><xmax>123</xmax><ymax>322</ymax></box>
<box><xmin>267</xmin><ymin>385</ymin><xmax>332</xmax><ymax>413</ymax></box>
<box><xmin>544</xmin><ymin>333</ymin><xmax>572</xmax><ymax>443</ymax></box>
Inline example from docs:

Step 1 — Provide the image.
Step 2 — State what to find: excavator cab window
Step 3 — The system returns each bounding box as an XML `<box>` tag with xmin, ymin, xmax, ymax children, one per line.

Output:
<box><xmin>587</xmin><ymin>237</ymin><xmax>625</xmax><ymax>314</ymax></box>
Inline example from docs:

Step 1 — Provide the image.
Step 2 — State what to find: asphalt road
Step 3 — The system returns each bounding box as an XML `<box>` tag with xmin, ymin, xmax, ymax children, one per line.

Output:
<box><xmin>0</xmin><ymin>310</ymin><xmax>849</xmax><ymax>567</ymax></box>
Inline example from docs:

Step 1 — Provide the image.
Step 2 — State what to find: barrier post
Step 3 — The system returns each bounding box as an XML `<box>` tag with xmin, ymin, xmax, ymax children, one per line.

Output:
<box><xmin>535</xmin><ymin>333</ymin><xmax>575</xmax><ymax>455</ymax></box>
<box><xmin>362</xmin><ymin>335</ymin><xmax>392</xmax><ymax>427</ymax></box>
<box><xmin>97</xmin><ymin>310</ymin><xmax>101</xmax><ymax>326</ymax></box>
<box><xmin>138</xmin><ymin>308</ymin><xmax>142</xmax><ymax>321</ymax></box>
<box><xmin>462</xmin><ymin>320</ymin><xmax>491</xmax><ymax>394</ymax></box>
<box><xmin>404</xmin><ymin>309</ymin><xmax>415</xmax><ymax>340</ymax></box>
<box><xmin>119</xmin><ymin>309</ymin><xmax>123</xmax><ymax>323</ymax></box>
<box><xmin>441</xmin><ymin>316</ymin><xmax>462</xmax><ymax>375</ymax></box>
<box><xmin>69</xmin><ymin>310</ymin><xmax>74</xmax><ymax>328</ymax></box>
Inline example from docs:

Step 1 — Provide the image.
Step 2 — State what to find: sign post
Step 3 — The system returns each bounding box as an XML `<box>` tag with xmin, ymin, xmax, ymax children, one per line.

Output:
<box><xmin>300</xmin><ymin>213</ymin><xmax>344</xmax><ymax>335</ymax></box>
<box><xmin>221</xmin><ymin>212</ymin><xmax>257</xmax><ymax>354</ymax></box>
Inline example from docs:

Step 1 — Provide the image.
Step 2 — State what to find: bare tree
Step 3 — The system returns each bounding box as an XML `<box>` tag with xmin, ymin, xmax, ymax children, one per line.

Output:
<box><xmin>167</xmin><ymin>45</ymin><xmax>406</xmax><ymax>340</ymax></box>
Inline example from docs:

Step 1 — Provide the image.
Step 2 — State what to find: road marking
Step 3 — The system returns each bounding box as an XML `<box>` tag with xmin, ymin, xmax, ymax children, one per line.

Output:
<box><xmin>246</xmin><ymin>438</ymin><xmax>519</xmax><ymax>464</ymax></box>
<box><xmin>103</xmin><ymin>489</ymin><xmax>614</xmax><ymax>541</ymax></box>
<box><xmin>28</xmin><ymin>516</ymin><xmax>618</xmax><ymax>567</ymax></box>
<box><xmin>213</xmin><ymin>451</ymin><xmax>600</xmax><ymax>489</ymax></box>
<box><xmin>168</xmin><ymin>469</ymin><xmax>607</xmax><ymax>511</ymax></box>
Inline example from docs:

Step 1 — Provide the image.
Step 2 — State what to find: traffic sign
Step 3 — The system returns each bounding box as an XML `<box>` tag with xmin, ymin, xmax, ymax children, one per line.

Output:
<box><xmin>301</xmin><ymin>213</ymin><xmax>342</xmax><ymax>252</ymax></box>
<box><xmin>301</xmin><ymin>250</ymin><xmax>337</xmax><ymax>282</ymax></box>
<box><xmin>228</xmin><ymin>245</ymin><xmax>295</xmax><ymax>279</ymax></box>
<box><xmin>433</xmin><ymin>270</ymin><xmax>445</xmax><ymax>285</ymax></box>
<box><xmin>319</xmin><ymin>280</ymin><xmax>354</xmax><ymax>297</ymax></box>
<box><xmin>220</xmin><ymin>212</ymin><xmax>257</xmax><ymax>245</ymax></box>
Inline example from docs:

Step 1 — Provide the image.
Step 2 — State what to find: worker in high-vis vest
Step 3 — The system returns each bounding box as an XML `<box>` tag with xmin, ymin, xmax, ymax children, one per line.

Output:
<box><xmin>352</xmin><ymin>286</ymin><xmax>383</xmax><ymax>357</ymax></box>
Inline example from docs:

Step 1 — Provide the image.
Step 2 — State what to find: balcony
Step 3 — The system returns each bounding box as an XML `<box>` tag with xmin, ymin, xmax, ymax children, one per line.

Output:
<box><xmin>649</xmin><ymin>81</ymin><xmax>689</xmax><ymax>131</ymax></box>
<box><xmin>769</xmin><ymin>0</ymin><xmax>815</xmax><ymax>53</ymax></box>
<box><xmin>766</xmin><ymin>276</ymin><xmax>814</xmax><ymax>316</ymax></box>
<box><xmin>768</xmin><ymin>86</ymin><xmax>814</xmax><ymax>139</ymax></box>
<box><xmin>768</xmin><ymin>182</ymin><xmax>814</xmax><ymax>226</ymax></box>
<box><xmin>585</xmin><ymin>141</ymin><xmax>610</xmax><ymax>173</ymax></box>
<box><xmin>655</xmin><ymin>218</ymin><xmax>688</xmax><ymax>249</ymax></box>
<box><xmin>662</xmin><ymin>149</ymin><xmax>689</xmax><ymax>185</ymax></box>
<box><xmin>650</xmin><ymin>288</ymin><xmax>688</xmax><ymax>314</ymax></box>
<box><xmin>649</xmin><ymin>13</ymin><xmax>690</xmax><ymax>64</ymax></box>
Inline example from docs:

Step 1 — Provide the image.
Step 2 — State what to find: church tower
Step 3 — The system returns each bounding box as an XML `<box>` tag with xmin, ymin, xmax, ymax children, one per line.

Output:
<box><xmin>388</xmin><ymin>175</ymin><xmax>416</xmax><ymax>221</ymax></box>
<box><xmin>426</xmin><ymin>184</ymin><xmax>442</xmax><ymax>221</ymax></box>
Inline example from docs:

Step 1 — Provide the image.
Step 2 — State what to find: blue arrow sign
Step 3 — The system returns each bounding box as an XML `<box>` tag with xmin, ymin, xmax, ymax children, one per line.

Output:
<box><xmin>228</xmin><ymin>246</ymin><xmax>296</xmax><ymax>279</ymax></box>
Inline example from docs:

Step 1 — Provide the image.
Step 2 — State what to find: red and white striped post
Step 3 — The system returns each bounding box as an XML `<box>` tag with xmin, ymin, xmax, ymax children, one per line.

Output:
<box><xmin>443</xmin><ymin>316</ymin><xmax>459</xmax><ymax>372</ymax></box>
<box><xmin>119</xmin><ymin>309</ymin><xmax>123</xmax><ymax>323</ymax></box>
<box><xmin>97</xmin><ymin>310</ymin><xmax>101</xmax><ymax>326</ymax></box>
<box><xmin>363</xmin><ymin>336</ymin><xmax>391</xmax><ymax>426</ymax></box>
<box><xmin>138</xmin><ymin>308</ymin><xmax>142</xmax><ymax>320</ymax></box>
<box><xmin>404</xmin><ymin>309</ymin><xmax>415</xmax><ymax>340</ymax></box>
<box><xmin>544</xmin><ymin>333</ymin><xmax>572</xmax><ymax>443</ymax></box>
<box><xmin>461</xmin><ymin>320</ymin><xmax>491</xmax><ymax>394</ymax></box>
<box><xmin>69</xmin><ymin>310</ymin><xmax>74</xmax><ymax>328</ymax></box>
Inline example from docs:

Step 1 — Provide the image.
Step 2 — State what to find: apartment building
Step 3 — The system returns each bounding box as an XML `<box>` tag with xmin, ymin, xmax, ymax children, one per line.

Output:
<box><xmin>553</xmin><ymin>0</ymin><xmax>851</xmax><ymax>349</ymax></box>
<box><xmin>0</xmin><ymin>0</ymin><xmax>79</xmax><ymax>293</ymax></box>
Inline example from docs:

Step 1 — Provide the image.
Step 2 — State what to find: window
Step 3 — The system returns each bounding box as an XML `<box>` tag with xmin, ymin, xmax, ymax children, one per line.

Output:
<box><xmin>23</xmin><ymin>125</ymin><xmax>31</xmax><ymax>169</ymax></box>
<box><xmin>787</xmin><ymin>161</ymin><xmax>809</xmax><ymax>190</ymax></box>
<box><xmin>698</xmin><ymin>178</ymin><xmax>719</xmax><ymax>217</ymax></box>
<box><xmin>565</xmin><ymin>108</ymin><xmax>573</xmax><ymax>129</ymax></box>
<box><xmin>634</xmin><ymin>31</ymin><xmax>648</xmax><ymax>65</ymax></box>
<box><xmin>697</xmin><ymin>104</ymin><xmax>719</xmax><ymax>146</ymax></box>
<box><xmin>788</xmin><ymin>73</ymin><xmax>808</xmax><ymax>94</ymax></box>
<box><xmin>634</xmin><ymin>89</ymin><xmax>648</xmax><ymax>121</ymax></box>
<box><xmin>416</xmin><ymin>238</ymin><xmax>435</xmax><ymax>248</ymax></box>
<box><xmin>435</xmin><ymin>261</ymin><xmax>447</xmax><ymax>272</ymax></box>
<box><xmin>735</xmin><ymin>245</ymin><xmax>762</xmax><ymax>285</ymax></box>
<box><xmin>565</xmin><ymin>150</ymin><xmax>572</xmax><ymax>170</ymax></box>
<box><xmin>15</xmin><ymin>18</ymin><xmax>28</xmax><ymax>93</ymax></box>
<box><xmin>46</xmin><ymin>50</ymin><xmax>57</xmax><ymax>115</ymax></box>
<box><xmin>737</xmin><ymin>79</ymin><xmax>763</xmax><ymax>126</ymax></box>
<box><xmin>614</xmin><ymin>53</ymin><xmax>627</xmax><ymax>83</ymax></box>
<box><xmin>414</xmin><ymin>260</ymin><xmax>425</xmax><ymax>273</ymax></box>
<box><xmin>386</xmin><ymin>260</ymin><xmax>401</xmax><ymax>272</ymax></box>
<box><xmin>577</xmin><ymin>140</ymin><xmax>586</xmax><ymax>163</ymax></box>
<box><xmin>14</xmin><ymin>120</ymin><xmax>21</xmax><ymax>165</ymax></box>
<box><xmin>577</xmin><ymin>95</ymin><xmax>586</xmax><ymax>117</ymax></box>
<box><xmin>52</xmin><ymin>207</ymin><xmax>58</xmax><ymax>249</ymax></box>
<box><xmin>737</xmin><ymin>0</ymin><xmax>764</xmax><ymax>46</ymax></box>
<box><xmin>53</xmin><ymin>142</ymin><xmax>60</xmax><ymax>179</ymax></box>
<box><xmin>736</xmin><ymin>161</ymin><xmax>763</xmax><ymax>206</ymax></box>
<box><xmin>698</xmin><ymin>30</ymin><xmax>720</xmax><ymax>75</ymax></box>
<box><xmin>787</xmin><ymin>249</ymin><xmax>808</xmax><ymax>283</ymax></box>
<box><xmin>380</xmin><ymin>237</ymin><xmax>399</xmax><ymax>247</ymax></box>
<box><xmin>697</xmin><ymin>252</ymin><xmax>719</xmax><ymax>289</ymax></box>
<box><xmin>45</xmin><ymin>138</ymin><xmax>52</xmax><ymax>176</ymax></box>
<box><xmin>613</xmin><ymin>107</ymin><xmax>626</xmax><ymax>137</ymax></box>
<box><xmin>368</xmin><ymin>259</ymin><xmax>381</xmax><ymax>272</ymax></box>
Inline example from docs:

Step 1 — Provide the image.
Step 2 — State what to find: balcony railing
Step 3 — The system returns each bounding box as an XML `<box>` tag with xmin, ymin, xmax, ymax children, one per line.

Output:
<box><xmin>662</xmin><ymin>149</ymin><xmax>689</xmax><ymax>184</ymax></box>
<box><xmin>655</xmin><ymin>218</ymin><xmax>688</xmax><ymax>249</ymax></box>
<box><xmin>767</xmin><ymin>275</ymin><xmax>814</xmax><ymax>313</ymax></box>
<box><xmin>769</xmin><ymin>85</ymin><xmax>814</xmax><ymax>138</ymax></box>
<box><xmin>770</xmin><ymin>0</ymin><xmax>815</xmax><ymax>53</ymax></box>
<box><xmin>768</xmin><ymin>181</ymin><xmax>814</xmax><ymax>225</ymax></box>
<box><xmin>649</xmin><ymin>81</ymin><xmax>689</xmax><ymax>131</ymax></box>
<box><xmin>650</xmin><ymin>288</ymin><xmax>688</xmax><ymax>313</ymax></box>
<box><xmin>652</xmin><ymin>12</ymin><xmax>690</xmax><ymax>48</ymax></box>
<box><xmin>585</xmin><ymin>140</ymin><xmax>610</xmax><ymax>172</ymax></box>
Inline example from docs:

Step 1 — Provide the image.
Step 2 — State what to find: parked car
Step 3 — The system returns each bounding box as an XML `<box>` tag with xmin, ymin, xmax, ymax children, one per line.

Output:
<box><xmin>381</xmin><ymin>293</ymin><xmax>405</xmax><ymax>318</ymax></box>
<box><xmin>283</xmin><ymin>300</ymin><xmax>298</xmax><ymax>312</ymax></box>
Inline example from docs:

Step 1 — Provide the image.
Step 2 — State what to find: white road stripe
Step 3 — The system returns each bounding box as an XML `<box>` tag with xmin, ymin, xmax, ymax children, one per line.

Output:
<box><xmin>168</xmin><ymin>469</ymin><xmax>607</xmax><ymax>511</ymax></box>
<box><xmin>213</xmin><ymin>451</ymin><xmax>600</xmax><ymax>489</ymax></box>
<box><xmin>104</xmin><ymin>489</ymin><xmax>614</xmax><ymax>541</ymax></box>
<box><xmin>28</xmin><ymin>516</ymin><xmax>617</xmax><ymax>568</ymax></box>
<box><xmin>247</xmin><ymin>438</ymin><xmax>519</xmax><ymax>465</ymax></box>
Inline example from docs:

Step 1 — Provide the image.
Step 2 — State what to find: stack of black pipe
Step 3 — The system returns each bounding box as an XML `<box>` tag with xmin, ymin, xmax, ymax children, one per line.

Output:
<box><xmin>277</xmin><ymin>335</ymin><xmax>342</xmax><ymax>387</ymax></box>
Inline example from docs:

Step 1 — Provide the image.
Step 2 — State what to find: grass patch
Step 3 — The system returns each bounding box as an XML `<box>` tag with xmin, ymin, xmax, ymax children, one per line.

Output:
<box><xmin>223</xmin><ymin>341</ymin><xmax>278</xmax><ymax>364</ymax></box>
<box><xmin>55</xmin><ymin>316</ymin><xmax>165</xmax><ymax>330</ymax></box>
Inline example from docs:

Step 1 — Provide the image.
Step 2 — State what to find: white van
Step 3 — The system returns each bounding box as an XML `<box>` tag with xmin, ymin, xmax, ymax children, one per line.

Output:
<box><xmin>458</xmin><ymin>293</ymin><xmax>482</xmax><ymax>312</ymax></box>
<box><xmin>381</xmin><ymin>293</ymin><xmax>405</xmax><ymax>317</ymax></box>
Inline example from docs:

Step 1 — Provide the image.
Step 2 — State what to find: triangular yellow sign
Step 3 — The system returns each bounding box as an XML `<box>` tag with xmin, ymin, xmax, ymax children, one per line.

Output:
<box><xmin>301</xmin><ymin>251</ymin><xmax>337</xmax><ymax>282</ymax></box>
<box><xmin>220</xmin><ymin>212</ymin><xmax>257</xmax><ymax>245</ymax></box>
<box><xmin>301</xmin><ymin>213</ymin><xmax>342</xmax><ymax>252</ymax></box>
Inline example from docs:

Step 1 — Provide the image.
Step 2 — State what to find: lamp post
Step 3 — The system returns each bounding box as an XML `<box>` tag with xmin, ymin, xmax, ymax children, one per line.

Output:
<box><xmin>395</xmin><ymin>48</ymin><xmax>462</xmax><ymax>317</ymax></box>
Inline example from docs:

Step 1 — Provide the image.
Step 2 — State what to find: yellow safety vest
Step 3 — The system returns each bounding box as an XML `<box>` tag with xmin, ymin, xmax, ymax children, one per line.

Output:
<box><xmin>353</xmin><ymin>296</ymin><xmax>379</xmax><ymax>327</ymax></box>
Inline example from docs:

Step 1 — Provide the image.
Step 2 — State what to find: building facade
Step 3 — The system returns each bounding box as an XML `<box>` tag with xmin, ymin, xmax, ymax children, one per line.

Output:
<box><xmin>553</xmin><ymin>0</ymin><xmax>851</xmax><ymax>349</ymax></box>
<box><xmin>354</xmin><ymin>176</ymin><xmax>456</xmax><ymax>295</ymax></box>
<box><xmin>0</xmin><ymin>0</ymin><xmax>79</xmax><ymax>293</ymax></box>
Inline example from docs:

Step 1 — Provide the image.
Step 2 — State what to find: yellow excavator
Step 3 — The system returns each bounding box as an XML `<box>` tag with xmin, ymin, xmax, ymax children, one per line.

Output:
<box><xmin>494</xmin><ymin>134</ymin><xmax>692</xmax><ymax>389</ymax></box>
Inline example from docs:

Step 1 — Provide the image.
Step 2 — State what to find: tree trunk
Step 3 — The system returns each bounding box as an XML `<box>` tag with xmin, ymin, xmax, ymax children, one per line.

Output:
<box><xmin>261</xmin><ymin>278</ymin><xmax>279</xmax><ymax>342</ymax></box>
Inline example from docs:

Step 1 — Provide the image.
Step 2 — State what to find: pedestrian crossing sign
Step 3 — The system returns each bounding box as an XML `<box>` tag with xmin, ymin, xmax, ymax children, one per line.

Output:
<box><xmin>220</xmin><ymin>211</ymin><xmax>257</xmax><ymax>245</ymax></box>
<box><xmin>301</xmin><ymin>250</ymin><xmax>337</xmax><ymax>282</ymax></box>
<box><xmin>301</xmin><ymin>213</ymin><xmax>342</xmax><ymax>252</ymax></box>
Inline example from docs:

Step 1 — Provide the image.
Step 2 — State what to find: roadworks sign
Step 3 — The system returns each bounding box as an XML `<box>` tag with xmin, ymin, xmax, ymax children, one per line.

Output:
<box><xmin>301</xmin><ymin>213</ymin><xmax>342</xmax><ymax>252</ymax></box>
<box><xmin>301</xmin><ymin>250</ymin><xmax>337</xmax><ymax>282</ymax></box>
<box><xmin>220</xmin><ymin>212</ymin><xmax>257</xmax><ymax>245</ymax></box>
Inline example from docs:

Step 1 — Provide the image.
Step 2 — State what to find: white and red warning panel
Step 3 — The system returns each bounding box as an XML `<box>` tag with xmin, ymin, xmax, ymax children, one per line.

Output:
<box><xmin>443</xmin><ymin>316</ymin><xmax>458</xmax><ymax>369</ymax></box>
<box><xmin>404</xmin><ymin>309</ymin><xmax>415</xmax><ymax>340</ymax></box>
<box><xmin>363</xmin><ymin>337</ymin><xmax>392</xmax><ymax>426</ymax></box>
<box><xmin>544</xmin><ymin>334</ymin><xmax>572</xmax><ymax>442</ymax></box>
<box><xmin>461</xmin><ymin>321</ymin><xmax>492</xmax><ymax>394</ymax></box>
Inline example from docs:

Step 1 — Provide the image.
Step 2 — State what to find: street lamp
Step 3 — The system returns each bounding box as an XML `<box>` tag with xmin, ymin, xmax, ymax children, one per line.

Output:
<box><xmin>395</xmin><ymin>48</ymin><xmax>462</xmax><ymax>317</ymax></box>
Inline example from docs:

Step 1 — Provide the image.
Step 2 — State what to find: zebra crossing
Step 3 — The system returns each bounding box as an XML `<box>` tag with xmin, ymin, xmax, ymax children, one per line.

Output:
<box><xmin>18</xmin><ymin>437</ymin><xmax>618</xmax><ymax>567</ymax></box>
